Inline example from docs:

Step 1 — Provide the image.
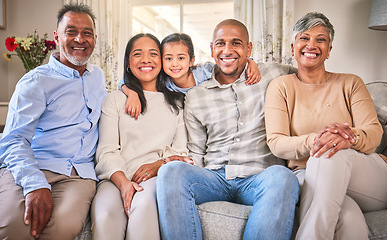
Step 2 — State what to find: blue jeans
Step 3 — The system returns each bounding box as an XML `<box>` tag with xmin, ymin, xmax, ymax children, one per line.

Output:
<box><xmin>156</xmin><ymin>161</ymin><xmax>299</xmax><ymax>240</ymax></box>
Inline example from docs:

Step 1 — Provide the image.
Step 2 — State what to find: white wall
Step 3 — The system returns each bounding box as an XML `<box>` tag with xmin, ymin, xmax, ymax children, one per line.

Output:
<box><xmin>0</xmin><ymin>0</ymin><xmax>62</xmax><ymax>102</ymax></box>
<box><xmin>294</xmin><ymin>0</ymin><xmax>387</xmax><ymax>83</ymax></box>
<box><xmin>1</xmin><ymin>0</ymin><xmax>386</xmax><ymax>101</ymax></box>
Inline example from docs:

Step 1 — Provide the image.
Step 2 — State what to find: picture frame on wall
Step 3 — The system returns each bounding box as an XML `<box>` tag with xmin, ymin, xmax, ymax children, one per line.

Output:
<box><xmin>0</xmin><ymin>0</ymin><xmax>6</xmax><ymax>29</ymax></box>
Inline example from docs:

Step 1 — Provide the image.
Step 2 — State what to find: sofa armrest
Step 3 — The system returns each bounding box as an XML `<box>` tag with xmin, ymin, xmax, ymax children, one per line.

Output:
<box><xmin>366</xmin><ymin>81</ymin><xmax>387</xmax><ymax>154</ymax></box>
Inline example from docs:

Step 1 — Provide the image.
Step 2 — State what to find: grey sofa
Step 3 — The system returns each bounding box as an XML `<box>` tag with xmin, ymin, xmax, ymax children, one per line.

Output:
<box><xmin>73</xmin><ymin>80</ymin><xmax>387</xmax><ymax>240</ymax></box>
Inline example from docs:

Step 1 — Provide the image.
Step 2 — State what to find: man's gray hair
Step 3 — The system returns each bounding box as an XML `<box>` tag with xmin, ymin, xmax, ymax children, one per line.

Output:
<box><xmin>292</xmin><ymin>12</ymin><xmax>335</xmax><ymax>47</ymax></box>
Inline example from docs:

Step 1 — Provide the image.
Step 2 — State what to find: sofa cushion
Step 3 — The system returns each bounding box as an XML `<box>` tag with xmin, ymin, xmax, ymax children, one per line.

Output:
<box><xmin>197</xmin><ymin>201</ymin><xmax>387</xmax><ymax>240</ymax></box>
<box><xmin>365</xmin><ymin>209</ymin><xmax>387</xmax><ymax>240</ymax></box>
<box><xmin>197</xmin><ymin>201</ymin><xmax>252</xmax><ymax>240</ymax></box>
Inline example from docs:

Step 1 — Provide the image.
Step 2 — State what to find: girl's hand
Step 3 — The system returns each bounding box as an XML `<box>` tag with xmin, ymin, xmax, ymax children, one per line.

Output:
<box><xmin>122</xmin><ymin>85</ymin><xmax>141</xmax><ymax>120</ymax></box>
<box><xmin>245</xmin><ymin>58</ymin><xmax>261</xmax><ymax>85</ymax></box>
<box><xmin>131</xmin><ymin>161</ymin><xmax>164</xmax><ymax>184</ymax></box>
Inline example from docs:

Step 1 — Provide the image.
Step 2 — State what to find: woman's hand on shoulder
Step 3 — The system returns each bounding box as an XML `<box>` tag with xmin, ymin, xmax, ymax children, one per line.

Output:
<box><xmin>311</xmin><ymin>126</ymin><xmax>353</xmax><ymax>158</ymax></box>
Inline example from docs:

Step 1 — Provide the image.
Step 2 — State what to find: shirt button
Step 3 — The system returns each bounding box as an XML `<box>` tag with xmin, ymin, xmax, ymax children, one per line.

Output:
<box><xmin>238</xmin><ymin>101</ymin><xmax>243</xmax><ymax>105</ymax></box>
<box><xmin>239</xmin><ymin>122</ymin><xmax>244</xmax><ymax>126</ymax></box>
<box><xmin>235</xmin><ymin>138</ymin><xmax>240</xmax><ymax>142</ymax></box>
<box><xmin>230</xmin><ymin>152</ymin><xmax>235</xmax><ymax>157</ymax></box>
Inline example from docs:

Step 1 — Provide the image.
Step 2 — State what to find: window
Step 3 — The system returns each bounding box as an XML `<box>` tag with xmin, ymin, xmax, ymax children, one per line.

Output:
<box><xmin>132</xmin><ymin>0</ymin><xmax>233</xmax><ymax>63</ymax></box>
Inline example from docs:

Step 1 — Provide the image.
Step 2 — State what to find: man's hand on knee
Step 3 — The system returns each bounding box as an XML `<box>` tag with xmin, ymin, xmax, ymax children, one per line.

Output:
<box><xmin>24</xmin><ymin>188</ymin><xmax>53</xmax><ymax>239</ymax></box>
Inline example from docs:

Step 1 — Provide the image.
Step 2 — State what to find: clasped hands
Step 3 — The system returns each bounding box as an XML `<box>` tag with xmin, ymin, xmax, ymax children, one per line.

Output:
<box><xmin>310</xmin><ymin>122</ymin><xmax>357</xmax><ymax>158</ymax></box>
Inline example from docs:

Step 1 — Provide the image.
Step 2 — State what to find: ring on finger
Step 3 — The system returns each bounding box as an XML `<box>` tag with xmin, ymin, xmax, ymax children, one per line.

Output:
<box><xmin>330</xmin><ymin>140</ymin><xmax>337</xmax><ymax>147</ymax></box>
<box><xmin>144</xmin><ymin>172</ymin><xmax>149</xmax><ymax>176</ymax></box>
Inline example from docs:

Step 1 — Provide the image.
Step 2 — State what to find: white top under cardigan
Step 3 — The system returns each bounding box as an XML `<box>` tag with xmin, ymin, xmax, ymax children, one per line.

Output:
<box><xmin>95</xmin><ymin>90</ymin><xmax>188</xmax><ymax>181</ymax></box>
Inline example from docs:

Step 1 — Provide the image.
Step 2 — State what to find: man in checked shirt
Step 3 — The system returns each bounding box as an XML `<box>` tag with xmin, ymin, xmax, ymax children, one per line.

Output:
<box><xmin>157</xmin><ymin>19</ymin><xmax>299</xmax><ymax>240</ymax></box>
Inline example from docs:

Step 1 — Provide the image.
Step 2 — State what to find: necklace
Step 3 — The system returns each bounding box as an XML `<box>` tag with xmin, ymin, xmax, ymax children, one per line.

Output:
<box><xmin>296</xmin><ymin>71</ymin><xmax>333</xmax><ymax>108</ymax></box>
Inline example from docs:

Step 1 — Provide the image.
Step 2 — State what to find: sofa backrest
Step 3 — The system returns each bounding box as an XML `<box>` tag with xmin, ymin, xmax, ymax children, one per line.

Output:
<box><xmin>366</xmin><ymin>80</ymin><xmax>387</xmax><ymax>155</ymax></box>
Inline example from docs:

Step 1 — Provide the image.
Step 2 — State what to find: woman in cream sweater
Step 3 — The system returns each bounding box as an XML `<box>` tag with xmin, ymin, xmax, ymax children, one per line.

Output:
<box><xmin>91</xmin><ymin>33</ymin><xmax>188</xmax><ymax>240</ymax></box>
<box><xmin>265</xmin><ymin>12</ymin><xmax>387</xmax><ymax>240</ymax></box>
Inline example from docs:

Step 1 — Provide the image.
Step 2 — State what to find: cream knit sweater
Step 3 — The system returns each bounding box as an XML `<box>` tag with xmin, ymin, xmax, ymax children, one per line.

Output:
<box><xmin>95</xmin><ymin>90</ymin><xmax>187</xmax><ymax>180</ymax></box>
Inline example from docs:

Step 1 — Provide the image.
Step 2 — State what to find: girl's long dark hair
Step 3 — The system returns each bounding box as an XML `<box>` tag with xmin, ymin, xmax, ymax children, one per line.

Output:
<box><xmin>123</xmin><ymin>33</ymin><xmax>184</xmax><ymax>114</ymax></box>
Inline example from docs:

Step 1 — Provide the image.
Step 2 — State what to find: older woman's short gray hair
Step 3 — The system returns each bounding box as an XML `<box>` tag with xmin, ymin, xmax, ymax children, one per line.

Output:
<box><xmin>291</xmin><ymin>12</ymin><xmax>335</xmax><ymax>47</ymax></box>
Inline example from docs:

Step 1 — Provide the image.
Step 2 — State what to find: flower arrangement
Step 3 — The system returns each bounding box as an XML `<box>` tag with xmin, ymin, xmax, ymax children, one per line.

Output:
<box><xmin>4</xmin><ymin>30</ymin><xmax>56</xmax><ymax>72</ymax></box>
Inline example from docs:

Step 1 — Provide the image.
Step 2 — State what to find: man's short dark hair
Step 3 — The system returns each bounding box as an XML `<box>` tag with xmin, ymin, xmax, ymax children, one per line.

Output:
<box><xmin>57</xmin><ymin>3</ymin><xmax>96</xmax><ymax>27</ymax></box>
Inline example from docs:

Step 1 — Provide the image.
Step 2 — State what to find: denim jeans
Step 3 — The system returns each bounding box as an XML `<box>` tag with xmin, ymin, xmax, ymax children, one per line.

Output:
<box><xmin>156</xmin><ymin>161</ymin><xmax>299</xmax><ymax>240</ymax></box>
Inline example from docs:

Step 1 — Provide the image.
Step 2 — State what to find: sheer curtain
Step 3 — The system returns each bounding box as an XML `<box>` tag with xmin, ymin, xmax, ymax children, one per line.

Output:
<box><xmin>63</xmin><ymin>0</ymin><xmax>132</xmax><ymax>91</ymax></box>
<box><xmin>234</xmin><ymin>0</ymin><xmax>294</xmax><ymax>64</ymax></box>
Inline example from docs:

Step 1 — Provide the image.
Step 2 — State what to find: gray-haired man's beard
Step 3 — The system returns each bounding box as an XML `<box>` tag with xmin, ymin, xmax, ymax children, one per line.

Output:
<box><xmin>60</xmin><ymin>44</ymin><xmax>91</xmax><ymax>67</ymax></box>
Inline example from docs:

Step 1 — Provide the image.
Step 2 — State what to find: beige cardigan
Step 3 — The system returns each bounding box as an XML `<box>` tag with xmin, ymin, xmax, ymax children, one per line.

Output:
<box><xmin>265</xmin><ymin>73</ymin><xmax>384</xmax><ymax>170</ymax></box>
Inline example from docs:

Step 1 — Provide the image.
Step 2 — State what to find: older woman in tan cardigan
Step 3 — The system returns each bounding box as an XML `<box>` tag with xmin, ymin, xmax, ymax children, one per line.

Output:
<box><xmin>265</xmin><ymin>12</ymin><xmax>387</xmax><ymax>240</ymax></box>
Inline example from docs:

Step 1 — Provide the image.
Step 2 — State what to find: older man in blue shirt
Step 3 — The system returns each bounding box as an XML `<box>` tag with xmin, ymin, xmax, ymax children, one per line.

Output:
<box><xmin>0</xmin><ymin>3</ymin><xmax>106</xmax><ymax>240</ymax></box>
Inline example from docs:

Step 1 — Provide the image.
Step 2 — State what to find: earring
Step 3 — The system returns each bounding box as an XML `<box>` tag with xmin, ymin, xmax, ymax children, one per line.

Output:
<box><xmin>126</xmin><ymin>66</ymin><xmax>130</xmax><ymax>72</ymax></box>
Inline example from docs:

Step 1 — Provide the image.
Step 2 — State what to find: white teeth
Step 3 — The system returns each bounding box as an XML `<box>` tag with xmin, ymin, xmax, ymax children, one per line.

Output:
<box><xmin>140</xmin><ymin>67</ymin><xmax>152</xmax><ymax>71</ymax></box>
<box><xmin>171</xmin><ymin>69</ymin><xmax>181</xmax><ymax>72</ymax></box>
<box><xmin>73</xmin><ymin>47</ymin><xmax>85</xmax><ymax>50</ymax></box>
<box><xmin>222</xmin><ymin>58</ymin><xmax>236</xmax><ymax>63</ymax></box>
<box><xmin>304</xmin><ymin>52</ymin><xmax>317</xmax><ymax>57</ymax></box>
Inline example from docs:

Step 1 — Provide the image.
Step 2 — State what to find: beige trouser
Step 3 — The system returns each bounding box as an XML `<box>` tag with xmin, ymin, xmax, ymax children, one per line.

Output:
<box><xmin>91</xmin><ymin>177</ymin><xmax>160</xmax><ymax>240</ymax></box>
<box><xmin>296</xmin><ymin>149</ymin><xmax>387</xmax><ymax>240</ymax></box>
<box><xmin>0</xmin><ymin>167</ymin><xmax>96</xmax><ymax>240</ymax></box>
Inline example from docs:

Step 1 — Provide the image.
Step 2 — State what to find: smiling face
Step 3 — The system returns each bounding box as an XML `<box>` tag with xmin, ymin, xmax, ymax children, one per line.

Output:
<box><xmin>54</xmin><ymin>12</ymin><xmax>96</xmax><ymax>72</ymax></box>
<box><xmin>292</xmin><ymin>25</ymin><xmax>332</xmax><ymax>70</ymax></box>
<box><xmin>211</xmin><ymin>23</ymin><xmax>252</xmax><ymax>84</ymax></box>
<box><xmin>128</xmin><ymin>36</ymin><xmax>161</xmax><ymax>90</ymax></box>
<box><xmin>162</xmin><ymin>42</ymin><xmax>195</xmax><ymax>81</ymax></box>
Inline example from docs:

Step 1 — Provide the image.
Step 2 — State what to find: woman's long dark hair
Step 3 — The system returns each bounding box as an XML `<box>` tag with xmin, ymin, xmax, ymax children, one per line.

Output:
<box><xmin>123</xmin><ymin>33</ymin><xmax>184</xmax><ymax>114</ymax></box>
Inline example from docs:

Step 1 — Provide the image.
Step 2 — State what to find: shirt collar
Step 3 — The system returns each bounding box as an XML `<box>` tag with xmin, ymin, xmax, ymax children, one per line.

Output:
<box><xmin>206</xmin><ymin>64</ymin><xmax>248</xmax><ymax>89</ymax></box>
<box><xmin>48</xmin><ymin>53</ymin><xmax>93</xmax><ymax>78</ymax></box>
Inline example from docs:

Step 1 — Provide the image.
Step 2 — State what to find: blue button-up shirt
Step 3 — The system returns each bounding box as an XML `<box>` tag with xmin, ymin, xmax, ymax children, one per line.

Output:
<box><xmin>0</xmin><ymin>54</ymin><xmax>106</xmax><ymax>196</ymax></box>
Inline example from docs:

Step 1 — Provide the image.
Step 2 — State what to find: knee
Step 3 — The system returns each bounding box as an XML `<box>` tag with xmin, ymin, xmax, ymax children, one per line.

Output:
<box><xmin>157</xmin><ymin>161</ymin><xmax>190</xmax><ymax>187</ymax></box>
<box><xmin>309</xmin><ymin>148</ymin><xmax>352</xmax><ymax>166</ymax></box>
<box><xmin>92</xmin><ymin>188</ymin><xmax>125</xmax><ymax>226</ymax></box>
<box><xmin>45</xmin><ymin>213</ymin><xmax>85</xmax><ymax>239</ymax></box>
<box><xmin>264</xmin><ymin>165</ymin><xmax>299</xmax><ymax>199</ymax></box>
